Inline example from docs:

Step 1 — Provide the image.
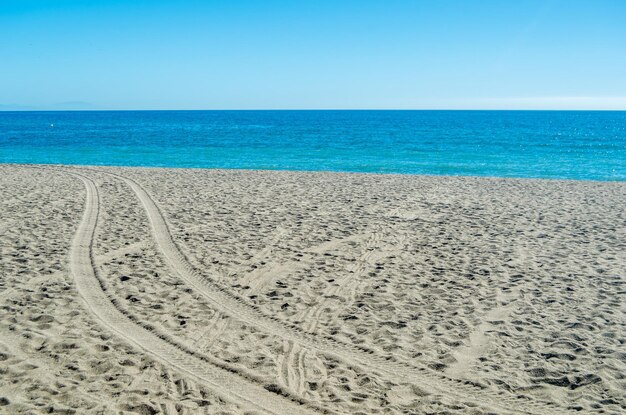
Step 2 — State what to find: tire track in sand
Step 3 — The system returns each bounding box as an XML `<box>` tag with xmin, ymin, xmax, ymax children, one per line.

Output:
<box><xmin>279</xmin><ymin>340</ymin><xmax>307</xmax><ymax>395</ymax></box>
<box><xmin>77</xmin><ymin>167</ymin><xmax>566</xmax><ymax>415</ymax></box>
<box><xmin>65</xmin><ymin>171</ymin><xmax>320</xmax><ymax>415</ymax></box>
<box><xmin>301</xmin><ymin>223</ymin><xmax>401</xmax><ymax>334</ymax></box>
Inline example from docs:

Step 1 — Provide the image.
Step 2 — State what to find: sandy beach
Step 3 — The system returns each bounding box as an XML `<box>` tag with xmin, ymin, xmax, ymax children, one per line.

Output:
<box><xmin>0</xmin><ymin>164</ymin><xmax>624</xmax><ymax>414</ymax></box>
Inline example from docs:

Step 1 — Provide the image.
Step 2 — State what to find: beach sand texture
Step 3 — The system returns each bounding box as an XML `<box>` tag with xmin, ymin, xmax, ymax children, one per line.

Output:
<box><xmin>0</xmin><ymin>165</ymin><xmax>624</xmax><ymax>414</ymax></box>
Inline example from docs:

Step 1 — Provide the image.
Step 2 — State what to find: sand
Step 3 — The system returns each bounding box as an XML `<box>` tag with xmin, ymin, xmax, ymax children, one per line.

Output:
<box><xmin>0</xmin><ymin>164</ymin><xmax>624</xmax><ymax>415</ymax></box>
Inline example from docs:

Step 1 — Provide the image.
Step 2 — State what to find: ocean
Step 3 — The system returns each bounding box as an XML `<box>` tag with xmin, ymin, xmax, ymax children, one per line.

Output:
<box><xmin>0</xmin><ymin>110</ymin><xmax>624</xmax><ymax>181</ymax></box>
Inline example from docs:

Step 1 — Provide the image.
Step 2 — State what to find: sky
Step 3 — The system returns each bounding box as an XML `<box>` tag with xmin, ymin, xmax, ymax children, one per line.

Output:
<box><xmin>1</xmin><ymin>0</ymin><xmax>626</xmax><ymax>110</ymax></box>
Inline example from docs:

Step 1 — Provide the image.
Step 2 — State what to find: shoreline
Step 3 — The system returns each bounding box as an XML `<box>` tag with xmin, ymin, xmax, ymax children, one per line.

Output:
<box><xmin>3</xmin><ymin>162</ymin><xmax>624</xmax><ymax>183</ymax></box>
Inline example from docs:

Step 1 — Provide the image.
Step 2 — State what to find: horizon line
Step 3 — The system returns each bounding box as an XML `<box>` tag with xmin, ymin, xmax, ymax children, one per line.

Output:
<box><xmin>2</xmin><ymin>108</ymin><xmax>626</xmax><ymax>112</ymax></box>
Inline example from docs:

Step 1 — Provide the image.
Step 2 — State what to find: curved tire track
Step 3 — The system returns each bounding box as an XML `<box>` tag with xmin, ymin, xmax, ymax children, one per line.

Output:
<box><xmin>77</xmin><ymin>166</ymin><xmax>565</xmax><ymax>415</ymax></box>
<box><xmin>66</xmin><ymin>170</ymin><xmax>320</xmax><ymax>415</ymax></box>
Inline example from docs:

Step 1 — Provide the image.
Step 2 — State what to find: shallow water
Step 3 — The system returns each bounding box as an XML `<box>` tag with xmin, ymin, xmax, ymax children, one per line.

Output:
<box><xmin>1</xmin><ymin>110</ymin><xmax>624</xmax><ymax>180</ymax></box>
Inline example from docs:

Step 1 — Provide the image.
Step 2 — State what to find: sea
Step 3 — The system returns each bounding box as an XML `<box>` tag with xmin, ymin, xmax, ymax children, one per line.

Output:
<box><xmin>0</xmin><ymin>110</ymin><xmax>624</xmax><ymax>181</ymax></box>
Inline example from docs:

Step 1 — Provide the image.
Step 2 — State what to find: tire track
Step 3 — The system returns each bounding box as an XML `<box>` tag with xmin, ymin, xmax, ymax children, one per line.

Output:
<box><xmin>302</xmin><ymin>224</ymin><xmax>390</xmax><ymax>333</ymax></box>
<box><xmin>199</xmin><ymin>313</ymin><xmax>230</xmax><ymax>352</ymax></box>
<box><xmin>191</xmin><ymin>311</ymin><xmax>222</xmax><ymax>348</ymax></box>
<box><xmin>294</xmin><ymin>344</ymin><xmax>307</xmax><ymax>395</ymax></box>
<box><xmin>75</xmin><ymin>166</ymin><xmax>566</xmax><ymax>415</ymax></box>
<box><xmin>280</xmin><ymin>341</ymin><xmax>306</xmax><ymax>396</ymax></box>
<box><xmin>279</xmin><ymin>340</ymin><xmax>293</xmax><ymax>392</ymax></box>
<box><xmin>64</xmin><ymin>170</ymin><xmax>320</xmax><ymax>415</ymax></box>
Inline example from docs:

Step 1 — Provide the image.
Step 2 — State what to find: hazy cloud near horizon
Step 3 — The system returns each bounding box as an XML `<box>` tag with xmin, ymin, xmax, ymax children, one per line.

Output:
<box><xmin>3</xmin><ymin>97</ymin><xmax>626</xmax><ymax>111</ymax></box>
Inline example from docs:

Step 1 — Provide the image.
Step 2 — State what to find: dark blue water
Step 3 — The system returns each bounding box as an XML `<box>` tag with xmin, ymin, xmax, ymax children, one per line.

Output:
<box><xmin>1</xmin><ymin>110</ymin><xmax>624</xmax><ymax>181</ymax></box>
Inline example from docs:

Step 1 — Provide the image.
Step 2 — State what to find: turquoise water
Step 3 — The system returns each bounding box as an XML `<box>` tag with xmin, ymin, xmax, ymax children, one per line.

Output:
<box><xmin>0</xmin><ymin>110</ymin><xmax>624</xmax><ymax>181</ymax></box>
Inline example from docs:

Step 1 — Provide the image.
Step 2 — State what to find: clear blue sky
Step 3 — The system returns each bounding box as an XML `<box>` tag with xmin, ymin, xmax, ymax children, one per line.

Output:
<box><xmin>2</xmin><ymin>0</ymin><xmax>625</xmax><ymax>110</ymax></box>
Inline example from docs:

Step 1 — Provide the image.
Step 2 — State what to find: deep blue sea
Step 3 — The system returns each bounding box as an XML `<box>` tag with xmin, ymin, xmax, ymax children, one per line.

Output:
<box><xmin>0</xmin><ymin>110</ymin><xmax>624</xmax><ymax>181</ymax></box>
